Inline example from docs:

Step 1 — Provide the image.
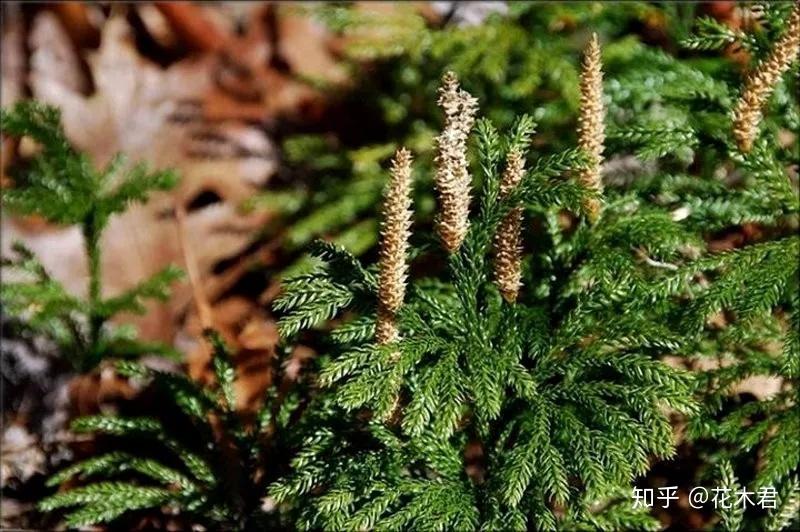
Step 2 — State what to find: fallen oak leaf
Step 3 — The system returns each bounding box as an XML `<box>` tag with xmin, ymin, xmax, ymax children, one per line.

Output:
<box><xmin>5</xmin><ymin>13</ymin><xmax>276</xmax><ymax>344</ymax></box>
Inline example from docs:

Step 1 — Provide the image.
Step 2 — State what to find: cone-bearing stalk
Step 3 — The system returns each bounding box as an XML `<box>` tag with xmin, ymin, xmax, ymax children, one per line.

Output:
<box><xmin>577</xmin><ymin>33</ymin><xmax>605</xmax><ymax>223</ymax></box>
<box><xmin>733</xmin><ymin>2</ymin><xmax>800</xmax><ymax>152</ymax></box>
<box><xmin>434</xmin><ymin>71</ymin><xmax>479</xmax><ymax>253</ymax></box>
<box><xmin>493</xmin><ymin>149</ymin><xmax>526</xmax><ymax>303</ymax></box>
<box><xmin>375</xmin><ymin>147</ymin><xmax>413</xmax><ymax>345</ymax></box>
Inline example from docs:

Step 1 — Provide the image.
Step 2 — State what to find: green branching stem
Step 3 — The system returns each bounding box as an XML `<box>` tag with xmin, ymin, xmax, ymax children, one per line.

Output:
<box><xmin>83</xmin><ymin>207</ymin><xmax>105</xmax><ymax>369</ymax></box>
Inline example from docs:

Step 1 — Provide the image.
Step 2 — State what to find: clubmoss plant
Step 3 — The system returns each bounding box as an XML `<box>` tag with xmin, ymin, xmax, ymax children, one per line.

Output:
<box><xmin>1</xmin><ymin>102</ymin><xmax>182</xmax><ymax>371</ymax></box>
<box><xmin>602</xmin><ymin>4</ymin><xmax>799</xmax><ymax>529</ymax></box>
<box><xmin>270</xmin><ymin>70</ymin><xmax>698</xmax><ymax>531</ymax></box>
<box><xmin>37</xmin><ymin>330</ymin><xmax>304</xmax><ymax>530</ymax></box>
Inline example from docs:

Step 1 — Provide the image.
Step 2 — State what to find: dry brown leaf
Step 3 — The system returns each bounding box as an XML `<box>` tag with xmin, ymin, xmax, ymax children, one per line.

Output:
<box><xmin>1</xmin><ymin>5</ymin><xmax>26</xmax><ymax>107</ymax></box>
<box><xmin>1</xmin><ymin>425</ymin><xmax>46</xmax><ymax>488</ymax></box>
<box><xmin>3</xmin><ymin>13</ymin><xmax>278</xmax><ymax>343</ymax></box>
<box><xmin>29</xmin><ymin>13</ymin><xmax>210</xmax><ymax>168</ymax></box>
<box><xmin>68</xmin><ymin>364</ymin><xmax>138</xmax><ymax>417</ymax></box>
<box><xmin>51</xmin><ymin>2</ymin><xmax>101</xmax><ymax>49</ymax></box>
<box><xmin>2</xmin><ymin>6</ymin><xmax>340</xmax><ymax>421</ymax></box>
<box><xmin>1</xmin><ymin>4</ymin><xmax>25</xmax><ymax>184</ymax></box>
<box><xmin>276</xmin><ymin>6</ymin><xmax>347</xmax><ymax>85</ymax></box>
<box><xmin>178</xmin><ymin>296</ymin><xmax>280</xmax><ymax>412</ymax></box>
<box><xmin>154</xmin><ymin>2</ymin><xmax>230</xmax><ymax>53</ymax></box>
